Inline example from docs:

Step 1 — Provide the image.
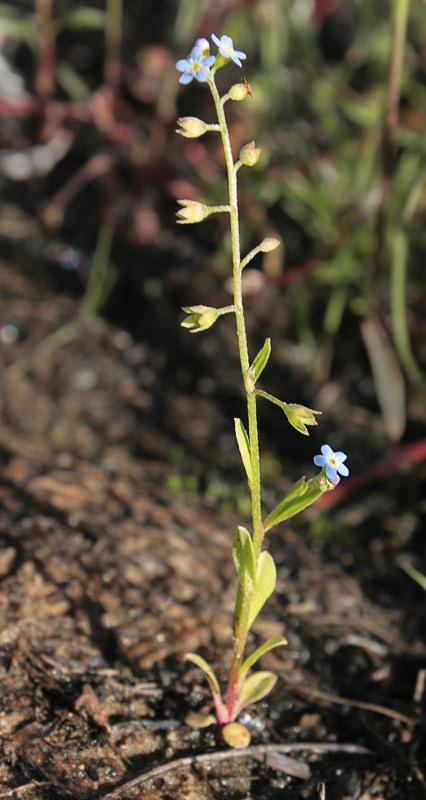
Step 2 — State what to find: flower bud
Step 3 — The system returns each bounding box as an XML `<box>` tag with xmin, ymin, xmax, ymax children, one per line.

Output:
<box><xmin>284</xmin><ymin>404</ymin><xmax>321</xmax><ymax>436</ymax></box>
<box><xmin>229</xmin><ymin>83</ymin><xmax>248</xmax><ymax>101</ymax></box>
<box><xmin>239</xmin><ymin>140</ymin><xmax>261</xmax><ymax>167</ymax></box>
<box><xmin>195</xmin><ymin>38</ymin><xmax>210</xmax><ymax>54</ymax></box>
<box><xmin>181</xmin><ymin>305</ymin><xmax>219</xmax><ymax>333</ymax></box>
<box><xmin>176</xmin><ymin>116</ymin><xmax>208</xmax><ymax>138</ymax></box>
<box><xmin>259</xmin><ymin>237</ymin><xmax>281</xmax><ymax>253</ymax></box>
<box><xmin>176</xmin><ymin>200</ymin><xmax>209</xmax><ymax>224</ymax></box>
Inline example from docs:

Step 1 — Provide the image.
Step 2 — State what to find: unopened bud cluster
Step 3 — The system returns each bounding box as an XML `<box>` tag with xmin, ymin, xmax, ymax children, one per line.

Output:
<box><xmin>284</xmin><ymin>404</ymin><xmax>321</xmax><ymax>436</ymax></box>
<box><xmin>176</xmin><ymin>117</ymin><xmax>208</xmax><ymax>138</ymax></box>
<box><xmin>259</xmin><ymin>237</ymin><xmax>280</xmax><ymax>253</ymax></box>
<box><xmin>176</xmin><ymin>200</ymin><xmax>209</xmax><ymax>224</ymax></box>
<box><xmin>239</xmin><ymin>140</ymin><xmax>261</xmax><ymax>167</ymax></box>
<box><xmin>229</xmin><ymin>83</ymin><xmax>249</xmax><ymax>101</ymax></box>
<box><xmin>181</xmin><ymin>305</ymin><xmax>219</xmax><ymax>333</ymax></box>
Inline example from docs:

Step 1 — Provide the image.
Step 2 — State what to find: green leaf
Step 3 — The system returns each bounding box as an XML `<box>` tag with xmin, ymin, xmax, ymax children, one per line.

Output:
<box><xmin>361</xmin><ymin>312</ymin><xmax>406</xmax><ymax>441</ymax></box>
<box><xmin>0</xmin><ymin>17</ymin><xmax>37</xmax><ymax>43</ymax></box>
<box><xmin>61</xmin><ymin>7</ymin><xmax>107</xmax><ymax>30</ymax></box>
<box><xmin>56</xmin><ymin>60</ymin><xmax>91</xmax><ymax>101</ymax></box>
<box><xmin>233</xmin><ymin>671</ymin><xmax>277</xmax><ymax>717</ymax></box>
<box><xmin>401</xmin><ymin>562</ymin><xmax>426</xmax><ymax>592</ymax></box>
<box><xmin>284</xmin><ymin>476</ymin><xmax>308</xmax><ymax>503</ymax></box>
<box><xmin>240</xmin><ymin>636</ymin><xmax>287</xmax><ymax>678</ymax></box>
<box><xmin>247</xmin><ymin>551</ymin><xmax>276</xmax><ymax>629</ymax></box>
<box><xmin>184</xmin><ymin>653</ymin><xmax>220</xmax><ymax>696</ymax></box>
<box><xmin>263</xmin><ymin>482</ymin><xmax>323</xmax><ymax>533</ymax></box>
<box><xmin>0</xmin><ymin>3</ymin><xmax>25</xmax><ymax>18</ymax></box>
<box><xmin>389</xmin><ymin>231</ymin><xmax>423</xmax><ymax>390</ymax></box>
<box><xmin>233</xmin><ymin>583</ymin><xmax>244</xmax><ymax>628</ymax></box>
<box><xmin>234</xmin><ymin>418</ymin><xmax>253</xmax><ymax>485</ymax></box>
<box><xmin>248</xmin><ymin>338</ymin><xmax>271</xmax><ymax>385</ymax></box>
<box><xmin>232</xmin><ymin>526</ymin><xmax>255</xmax><ymax>586</ymax></box>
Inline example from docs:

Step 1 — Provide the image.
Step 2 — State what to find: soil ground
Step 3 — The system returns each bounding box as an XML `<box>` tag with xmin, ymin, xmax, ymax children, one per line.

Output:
<box><xmin>1</xmin><ymin>252</ymin><xmax>426</xmax><ymax>800</ymax></box>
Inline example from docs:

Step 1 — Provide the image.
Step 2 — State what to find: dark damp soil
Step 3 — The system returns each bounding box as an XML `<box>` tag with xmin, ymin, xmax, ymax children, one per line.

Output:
<box><xmin>1</xmin><ymin>255</ymin><xmax>426</xmax><ymax>800</ymax></box>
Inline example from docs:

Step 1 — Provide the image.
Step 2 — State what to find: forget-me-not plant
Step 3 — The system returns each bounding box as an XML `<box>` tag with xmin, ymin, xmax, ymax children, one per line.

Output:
<box><xmin>175</xmin><ymin>35</ymin><xmax>349</xmax><ymax>740</ymax></box>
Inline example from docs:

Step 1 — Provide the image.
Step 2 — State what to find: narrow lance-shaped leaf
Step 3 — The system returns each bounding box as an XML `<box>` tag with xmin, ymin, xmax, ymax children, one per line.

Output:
<box><xmin>361</xmin><ymin>312</ymin><xmax>406</xmax><ymax>441</ymax></box>
<box><xmin>61</xmin><ymin>7</ymin><xmax>107</xmax><ymax>29</ymax></box>
<box><xmin>232</xmin><ymin>526</ymin><xmax>255</xmax><ymax>586</ymax></box>
<box><xmin>247</xmin><ymin>551</ymin><xmax>276</xmax><ymax>630</ymax></box>
<box><xmin>263</xmin><ymin>471</ymin><xmax>333</xmax><ymax>533</ymax></box>
<box><xmin>184</xmin><ymin>653</ymin><xmax>220</xmax><ymax>696</ymax></box>
<box><xmin>0</xmin><ymin>17</ymin><xmax>37</xmax><ymax>43</ymax></box>
<box><xmin>401</xmin><ymin>562</ymin><xmax>426</xmax><ymax>592</ymax></box>
<box><xmin>234</xmin><ymin>418</ymin><xmax>253</xmax><ymax>485</ymax></box>
<box><xmin>239</xmin><ymin>636</ymin><xmax>287</xmax><ymax>679</ymax></box>
<box><xmin>233</xmin><ymin>582</ymin><xmax>244</xmax><ymax>629</ymax></box>
<box><xmin>232</xmin><ymin>527</ymin><xmax>255</xmax><ymax>632</ymax></box>
<box><xmin>248</xmin><ymin>338</ymin><xmax>271</xmax><ymax>386</ymax></box>
<box><xmin>232</xmin><ymin>671</ymin><xmax>277</xmax><ymax>718</ymax></box>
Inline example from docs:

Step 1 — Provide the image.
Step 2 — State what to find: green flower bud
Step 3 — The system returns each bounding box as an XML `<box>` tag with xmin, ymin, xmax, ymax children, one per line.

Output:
<box><xmin>176</xmin><ymin>200</ymin><xmax>209</xmax><ymax>224</ymax></box>
<box><xmin>259</xmin><ymin>237</ymin><xmax>281</xmax><ymax>253</ymax></box>
<box><xmin>284</xmin><ymin>404</ymin><xmax>321</xmax><ymax>436</ymax></box>
<box><xmin>176</xmin><ymin>116</ymin><xmax>208</xmax><ymax>138</ymax></box>
<box><xmin>239</xmin><ymin>141</ymin><xmax>261</xmax><ymax>167</ymax></box>
<box><xmin>229</xmin><ymin>83</ymin><xmax>248</xmax><ymax>101</ymax></box>
<box><xmin>181</xmin><ymin>305</ymin><xmax>219</xmax><ymax>333</ymax></box>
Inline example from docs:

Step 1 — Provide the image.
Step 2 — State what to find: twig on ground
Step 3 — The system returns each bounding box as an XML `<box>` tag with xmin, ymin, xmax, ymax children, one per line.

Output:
<box><xmin>99</xmin><ymin>741</ymin><xmax>373</xmax><ymax>800</ymax></box>
<box><xmin>0</xmin><ymin>782</ymin><xmax>50</xmax><ymax>799</ymax></box>
<box><xmin>279</xmin><ymin>673</ymin><xmax>415</xmax><ymax>726</ymax></box>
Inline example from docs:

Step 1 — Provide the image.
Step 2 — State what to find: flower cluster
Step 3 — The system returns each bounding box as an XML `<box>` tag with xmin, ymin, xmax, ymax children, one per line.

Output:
<box><xmin>176</xmin><ymin>34</ymin><xmax>247</xmax><ymax>85</ymax></box>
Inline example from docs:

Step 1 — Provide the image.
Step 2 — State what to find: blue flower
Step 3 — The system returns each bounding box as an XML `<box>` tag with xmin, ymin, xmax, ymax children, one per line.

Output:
<box><xmin>176</xmin><ymin>46</ymin><xmax>215</xmax><ymax>85</ymax></box>
<box><xmin>211</xmin><ymin>34</ymin><xmax>247</xmax><ymax>67</ymax></box>
<box><xmin>314</xmin><ymin>444</ymin><xmax>349</xmax><ymax>483</ymax></box>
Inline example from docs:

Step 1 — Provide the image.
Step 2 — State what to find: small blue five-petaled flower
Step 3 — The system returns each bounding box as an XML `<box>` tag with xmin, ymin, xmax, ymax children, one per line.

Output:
<box><xmin>176</xmin><ymin>46</ymin><xmax>215</xmax><ymax>84</ymax></box>
<box><xmin>211</xmin><ymin>34</ymin><xmax>247</xmax><ymax>67</ymax></box>
<box><xmin>314</xmin><ymin>444</ymin><xmax>349</xmax><ymax>483</ymax></box>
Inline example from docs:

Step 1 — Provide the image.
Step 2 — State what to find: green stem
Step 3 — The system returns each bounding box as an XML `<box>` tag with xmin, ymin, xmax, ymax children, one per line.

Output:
<box><xmin>105</xmin><ymin>0</ymin><xmax>123</xmax><ymax>87</ymax></box>
<box><xmin>208</xmin><ymin>75</ymin><xmax>264</xmax><ymax>704</ymax></box>
<box><xmin>386</xmin><ymin>0</ymin><xmax>410</xmax><ymax>135</ymax></box>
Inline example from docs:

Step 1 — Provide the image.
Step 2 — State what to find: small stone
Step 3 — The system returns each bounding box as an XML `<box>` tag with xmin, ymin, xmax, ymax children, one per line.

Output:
<box><xmin>185</xmin><ymin>711</ymin><xmax>216</xmax><ymax>729</ymax></box>
<box><xmin>0</xmin><ymin>548</ymin><xmax>16</xmax><ymax>576</ymax></box>
<box><xmin>222</xmin><ymin>722</ymin><xmax>251</xmax><ymax>748</ymax></box>
<box><xmin>72</xmin><ymin>368</ymin><xmax>98</xmax><ymax>391</ymax></box>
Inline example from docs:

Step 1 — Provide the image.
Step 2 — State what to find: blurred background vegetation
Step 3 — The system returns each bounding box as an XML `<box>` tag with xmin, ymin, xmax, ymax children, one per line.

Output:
<box><xmin>0</xmin><ymin>0</ymin><xmax>425</xmax><ymax>511</ymax></box>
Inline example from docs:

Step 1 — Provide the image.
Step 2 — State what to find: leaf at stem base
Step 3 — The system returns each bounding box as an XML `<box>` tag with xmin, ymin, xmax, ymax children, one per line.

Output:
<box><xmin>184</xmin><ymin>652</ymin><xmax>220</xmax><ymax>696</ymax></box>
<box><xmin>247</xmin><ymin>551</ymin><xmax>276</xmax><ymax>630</ymax></box>
<box><xmin>239</xmin><ymin>636</ymin><xmax>287</xmax><ymax>678</ymax></box>
<box><xmin>233</xmin><ymin>670</ymin><xmax>278</xmax><ymax>718</ymax></box>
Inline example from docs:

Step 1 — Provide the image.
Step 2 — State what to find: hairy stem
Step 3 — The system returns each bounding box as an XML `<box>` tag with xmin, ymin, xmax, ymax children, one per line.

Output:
<box><xmin>208</xmin><ymin>75</ymin><xmax>264</xmax><ymax>712</ymax></box>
